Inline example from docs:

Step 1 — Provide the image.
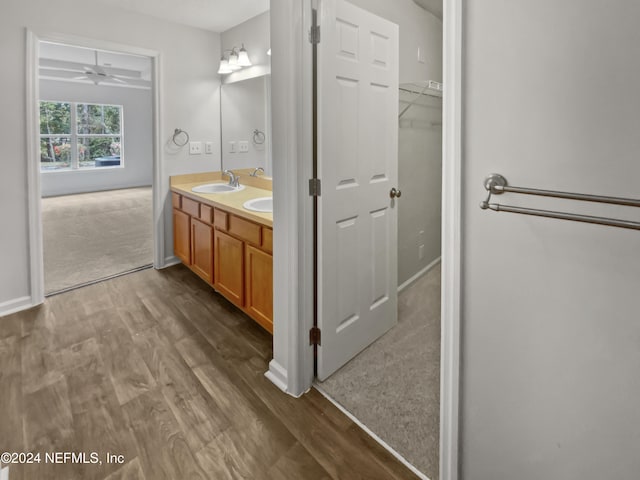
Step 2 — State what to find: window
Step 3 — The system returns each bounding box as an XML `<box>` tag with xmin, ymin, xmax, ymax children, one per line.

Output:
<box><xmin>39</xmin><ymin>101</ymin><xmax>123</xmax><ymax>172</ymax></box>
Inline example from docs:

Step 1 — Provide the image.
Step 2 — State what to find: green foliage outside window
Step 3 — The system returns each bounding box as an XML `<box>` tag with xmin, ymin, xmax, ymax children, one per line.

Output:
<box><xmin>39</xmin><ymin>101</ymin><xmax>123</xmax><ymax>171</ymax></box>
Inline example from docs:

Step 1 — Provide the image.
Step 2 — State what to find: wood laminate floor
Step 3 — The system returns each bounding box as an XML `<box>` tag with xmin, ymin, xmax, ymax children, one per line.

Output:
<box><xmin>0</xmin><ymin>265</ymin><xmax>420</xmax><ymax>480</ymax></box>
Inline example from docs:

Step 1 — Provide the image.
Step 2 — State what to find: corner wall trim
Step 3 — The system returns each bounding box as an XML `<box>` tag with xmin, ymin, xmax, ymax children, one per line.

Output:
<box><xmin>0</xmin><ymin>296</ymin><xmax>33</xmax><ymax>318</ymax></box>
<box><xmin>265</xmin><ymin>360</ymin><xmax>290</xmax><ymax>394</ymax></box>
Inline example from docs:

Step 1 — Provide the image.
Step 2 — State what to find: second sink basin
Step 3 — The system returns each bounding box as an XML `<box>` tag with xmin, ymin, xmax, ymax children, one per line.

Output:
<box><xmin>192</xmin><ymin>183</ymin><xmax>245</xmax><ymax>194</ymax></box>
<box><xmin>243</xmin><ymin>197</ymin><xmax>273</xmax><ymax>213</ymax></box>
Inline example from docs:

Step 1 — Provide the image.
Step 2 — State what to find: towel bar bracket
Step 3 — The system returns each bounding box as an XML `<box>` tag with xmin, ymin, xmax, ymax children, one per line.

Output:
<box><xmin>484</xmin><ymin>173</ymin><xmax>508</xmax><ymax>194</ymax></box>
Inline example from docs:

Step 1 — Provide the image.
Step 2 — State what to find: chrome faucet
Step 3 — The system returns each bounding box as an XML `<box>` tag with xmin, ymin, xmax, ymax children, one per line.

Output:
<box><xmin>223</xmin><ymin>169</ymin><xmax>240</xmax><ymax>188</ymax></box>
<box><xmin>250</xmin><ymin>167</ymin><xmax>265</xmax><ymax>177</ymax></box>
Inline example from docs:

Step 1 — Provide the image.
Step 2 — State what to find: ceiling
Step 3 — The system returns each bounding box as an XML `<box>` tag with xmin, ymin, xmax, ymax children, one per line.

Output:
<box><xmin>91</xmin><ymin>0</ymin><xmax>269</xmax><ymax>33</ymax></box>
<box><xmin>39</xmin><ymin>42</ymin><xmax>152</xmax><ymax>88</ymax></box>
<box><xmin>413</xmin><ymin>0</ymin><xmax>443</xmax><ymax>20</ymax></box>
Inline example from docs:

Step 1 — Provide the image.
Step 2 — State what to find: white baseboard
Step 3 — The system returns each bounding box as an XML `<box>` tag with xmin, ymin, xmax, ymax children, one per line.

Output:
<box><xmin>398</xmin><ymin>256</ymin><xmax>442</xmax><ymax>293</ymax></box>
<box><xmin>162</xmin><ymin>256</ymin><xmax>181</xmax><ymax>269</ymax></box>
<box><xmin>265</xmin><ymin>359</ymin><xmax>290</xmax><ymax>394</ymax></box>
<box><xmin>314</xmin><ymin>383</ymin><xmax>430</xmax><ymax>480</ymax></box>
<box><xmin>0</xmin><ymin>296</ymin><xmax>34</xmax><ymax>318</ymax></box>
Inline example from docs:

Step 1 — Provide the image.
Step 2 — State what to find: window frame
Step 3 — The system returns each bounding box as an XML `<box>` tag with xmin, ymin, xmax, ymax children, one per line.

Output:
<box><xmin>39</xmin><ymin>100</ymin><xmax>124</xmax><ymax>173</ymax></box>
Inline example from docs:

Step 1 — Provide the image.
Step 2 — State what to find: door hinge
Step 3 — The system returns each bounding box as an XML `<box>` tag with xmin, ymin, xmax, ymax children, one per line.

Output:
<box><xmin>309</xmin><ymin>178</ymin><xmax>321</xmax><ymax>197</ymax></box>
<box><xmin>309</xmin><ymin>25</ymin><xmax>321</xmax><ymax>44</ymax></box>
<box><xmin>309</xmin><ymin>326</ymin><xmax>322</xmax><ymax>346</ymax></box>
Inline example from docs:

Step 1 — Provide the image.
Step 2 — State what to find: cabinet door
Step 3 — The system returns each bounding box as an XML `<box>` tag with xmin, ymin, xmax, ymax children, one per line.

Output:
<box><xmin>245</xmin><ymin>245</ymin><xmax>273</xmax><ymax>333</ymax></box>
<box><xmin>191</xmin><ymin>218</ymin><xmax>213</xmax><ymax>284</ymax></box>
<box><xmin>173</xmin><ymin>208</ymin><xmax>191</xmax><ymax>265</ymax></box>
<box><xmin>214</xmin><ymin>229</ymin><xmax>244</xmax><ymax>306</ymax></box>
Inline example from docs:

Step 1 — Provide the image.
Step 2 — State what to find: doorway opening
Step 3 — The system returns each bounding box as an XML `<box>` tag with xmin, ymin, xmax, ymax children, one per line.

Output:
<box><xmin>311</xmin><ymin>1</ymin><xmax>443</xmax><ymax>479</ymax></box>
<box><xmin>33</xmin><ymin>39</ymin><xmax>157</xmax><ymax>296</ymax></box>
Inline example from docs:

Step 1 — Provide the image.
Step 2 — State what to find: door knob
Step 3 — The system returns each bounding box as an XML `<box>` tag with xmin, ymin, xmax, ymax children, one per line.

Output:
<box><xmin>390</xmin><ymin>188</ymin><xmax>402</xmax><ymax>199</ymax></box>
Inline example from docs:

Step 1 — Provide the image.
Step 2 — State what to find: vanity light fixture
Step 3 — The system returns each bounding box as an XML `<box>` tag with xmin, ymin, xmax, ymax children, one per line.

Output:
<box><xmin>237</xmin><ymin>44</ymin><xmax>252</xmax><ymax>67</ymax></box>
<box><xmin>218</xmin><ymin>45</ymin><xmax>254</xmax><ymax>75</ymax></box>
<box><xmin>217</xmin><ymin>54</ymin><xmax>232</xmax><ymax>75</ymax></box>
<box><xmin>228</xmin><ymin>47</ymin><xmax>241</xmax><ymax>71</ymax></box>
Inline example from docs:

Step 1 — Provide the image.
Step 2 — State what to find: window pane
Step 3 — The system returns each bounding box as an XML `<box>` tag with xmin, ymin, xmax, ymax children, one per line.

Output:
<box><xmin>78</xmin><ymin>136</ymin><xmax>121</xmax><ymax>168</ymax></box>
<box><xmin>77</xmin><ymin>104</ymin><xmax>122</xmax><ymax>134</ymax></box>
<box><xmin>40</xmin><ymin>137</ymin><xmax>71</xmax><ymax>171</ymax></box>
<box><xmin>39</xmin><ymin>102</ymin><xmax>71</xmax><ymax>135</ymax></box>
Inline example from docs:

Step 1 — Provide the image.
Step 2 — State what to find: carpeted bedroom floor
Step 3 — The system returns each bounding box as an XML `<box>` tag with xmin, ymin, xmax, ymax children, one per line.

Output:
<box><xmin>318</xmin><ymin>263</ymin><xmax>441</xmax><ymax>479</ymax></box>
<box><xmin>42</xmin><ymin>187</ymin><xmax>153</xmax><ymax>295</ymax></box>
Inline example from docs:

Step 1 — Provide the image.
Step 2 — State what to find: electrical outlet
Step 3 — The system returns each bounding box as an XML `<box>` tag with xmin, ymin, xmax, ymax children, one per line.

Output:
<box><xmin>189</xmin><ymin>142</ymin><xmax>202</xmax><ymax>154</ymax></box>
<box><xmin>238</xmin><ymin>141</ymin><xmax>249</xmax><ymax>153</ymax></box>
<box><xmin>229</xmin><ymin>141</ymin><xmax>237</xmax><ymax>153</ymax></box>
<box><xmin>205</xmin><ymin>142</ymin><xmax>213</xmax><ymax>154</ymax></box>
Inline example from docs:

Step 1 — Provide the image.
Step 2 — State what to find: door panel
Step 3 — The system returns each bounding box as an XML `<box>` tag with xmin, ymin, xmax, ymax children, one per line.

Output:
<box><xmin>317</xmin><ymin>0</ymin><xmax>399</xmax><ymax>380</ymax></box>
<box><xmin>191</xmin><ymin>218</ymin><xmax>213</xmax><ymax>284</ymax></box>
<box><xmin>213</xmin><ymin>229</ymin><xmax>244</xmax><ymax>306</ymax></box>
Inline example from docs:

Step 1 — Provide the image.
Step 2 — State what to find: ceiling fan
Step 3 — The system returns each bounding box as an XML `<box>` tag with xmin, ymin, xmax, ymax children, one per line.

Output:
<box><xmin>39</xmin><ymin>50</ymin><xmax>151</xmax><ymax>88</ymax></box>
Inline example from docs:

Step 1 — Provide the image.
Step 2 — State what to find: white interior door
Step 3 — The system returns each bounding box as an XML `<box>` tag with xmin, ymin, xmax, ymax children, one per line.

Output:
<box><xmin>317</xmin><ymin>0</ymin><xmax>399</xmax><ymax>380</ymax></box>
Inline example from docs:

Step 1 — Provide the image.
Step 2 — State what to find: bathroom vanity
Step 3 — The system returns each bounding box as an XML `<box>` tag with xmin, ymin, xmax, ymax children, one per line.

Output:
<box><xmin>170</xmin><ymin>171</ymin><xmax>273</xmax><ymax>333</ymax></box>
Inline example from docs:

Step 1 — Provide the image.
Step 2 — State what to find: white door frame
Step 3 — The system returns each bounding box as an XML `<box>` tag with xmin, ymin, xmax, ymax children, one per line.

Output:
<box><xmin>439</xmin><ymin>1</ymin><xmax>462</xmax><ymax>479</ymax></box>
<box><xmin>25</xmin><ymin>30</ymin><xmax>164</xmax><ymax>305</ymax></box>
<box><xmin>270</xmin><ymin>0</ymin><xmax>462</xmax><ymax>479</ymax></box>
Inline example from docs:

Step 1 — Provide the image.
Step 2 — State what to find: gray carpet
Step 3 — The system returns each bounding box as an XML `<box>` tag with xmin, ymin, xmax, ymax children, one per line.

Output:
<box><xmin>318</xmin><ymin>263</ymin><xmax>441</xmax><ymax>479</ymax></box>
<box><xmin>42</xmin><ymin>187</ymin><xmax>153</xmax><ymax>294</ymax></box>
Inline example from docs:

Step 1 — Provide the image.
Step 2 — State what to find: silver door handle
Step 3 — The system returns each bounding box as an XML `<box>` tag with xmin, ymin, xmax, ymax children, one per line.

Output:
<box><xmin>390</xmin><ymin>188</ymin><xmax>402</xmax><ymax>199</ymax></box>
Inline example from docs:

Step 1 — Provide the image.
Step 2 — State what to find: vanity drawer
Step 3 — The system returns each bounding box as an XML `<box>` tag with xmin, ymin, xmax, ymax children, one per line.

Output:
<box><xmin>213</xmin><ymin>208</ymin><xmax>228</xmax><ymax>230</ymax></box>
<box><xmin>181</xmin><ymin>197</ymin><xmax>200</xmax><ymax>217</ymax></box>
<box><xmin>228</xmin><ymin>215</ymin><xmax>261</xmax><ymax>246</ymax></box>
<box><xmin>262</xmin><ymin>228</ymin><xmax>273</xmax><ymax>253</ymax></box>
<box><xmin>199</xmin><ymin>204</ymin><xmax>213</xmax><ymax>224</ymax></box>
<box><xmin>172</xmin><ymin>192</ymin><xmax>182</xmax><ymax>209</ymax></box>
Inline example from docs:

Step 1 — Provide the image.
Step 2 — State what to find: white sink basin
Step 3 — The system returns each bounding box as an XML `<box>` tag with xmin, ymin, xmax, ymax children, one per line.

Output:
<box><xmin>191</xmin><ymin>183</ymin><xmax>245</xmax><ymax>194</ymax></box>
<box><xmin>243</xmin><ymin>196</ymin><xmax>273</xmax><ymax>213</ymax></box>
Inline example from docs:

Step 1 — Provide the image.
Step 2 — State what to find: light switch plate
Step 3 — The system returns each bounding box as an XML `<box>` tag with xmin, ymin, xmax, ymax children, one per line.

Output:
<box><xmin>229</xmin><ymin>141</ymin><xmax>237</xmax><ymax>153</ymax></box>
<box><xmin>205</xmin><ymin>142</ymin><xmax>213</xmax><ymax>154</ymax></box>
<box><xmin>238</xmin><ymin>141</ymin><xmax>249</xmax><ymax>153</ymax></box>
<box><xmin>189</xmin><ymin>142</ymin><xmax>202</xmax><ymax>155</ymax></box>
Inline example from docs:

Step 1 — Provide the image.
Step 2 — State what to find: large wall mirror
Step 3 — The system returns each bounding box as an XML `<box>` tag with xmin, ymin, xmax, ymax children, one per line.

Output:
<box><xmin>220</xmin><ymin>74</ymin><xmax>272</xmax><ymax>177</ymax></box>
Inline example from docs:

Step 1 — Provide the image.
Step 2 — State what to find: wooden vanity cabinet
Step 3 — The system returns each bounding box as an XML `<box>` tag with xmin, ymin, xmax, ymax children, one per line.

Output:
<box><xmin>172</xmin><ymin>191</ymin><xmax>273</xmax><ymax>333</ymax></box>
<box><xmin>213</xmin><ymin>207</ymin><xmax>274</xmax><ymax>333</ymax></box>
<box><xmin>244</xmin><ymin>245</ymin><xmax>273</xmax><ymax>332</ymax></box>
<box><xmin>213</xmin><ymin>229</ymin><xmax>244</xmax><ymax>306</ymax></box>
<box><xmin>173</xmin><ymin>208</ymin><xmax>191</xmax><ymax>265</ymax></box>
<box><xmin>191</xmin><ymin>218</ymin><xmax>213</xmax><ymax>283</ymax></box>
<box><xmin>173</xmin><ymin>193</ymin><xmax>213</xmax><ymax>283</ymax></box>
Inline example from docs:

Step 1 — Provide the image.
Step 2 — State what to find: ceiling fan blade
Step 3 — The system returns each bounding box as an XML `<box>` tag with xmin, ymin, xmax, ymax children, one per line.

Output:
<box><xmin>39</xmin><ymin>57</ymin><xmax>143</xmax><ymax>79</ymax></box>
<box><xmin>39</xmin><ymin>68</ymin><xmax>84</xmax><ymax>79</ymax></box>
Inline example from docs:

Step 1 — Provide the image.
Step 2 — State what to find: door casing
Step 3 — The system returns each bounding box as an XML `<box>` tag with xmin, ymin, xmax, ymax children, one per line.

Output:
<box><xmin>25</xmin><ymin>30</ymin><xmax>164</xmax><ymax>305</ymax></box>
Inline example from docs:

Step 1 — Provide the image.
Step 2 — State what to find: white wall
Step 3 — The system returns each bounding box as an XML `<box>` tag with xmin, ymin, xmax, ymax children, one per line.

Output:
<box><xmin>221</xmin><ymin>76</ymin><xmax>270</xmax><ymax>174</ymax></box>
<box><xmin>39</xmin><ymin>80</ymin><xmax>153</xmax><ymax>197</ymax></box>
<box><xmin>347</xmin><ymin>0</ymin><xmax>442</xmax><ymax>84</ymax></box>
<box><xmin>0</xmin><ymin>0</ymin><xmax>221</xmax><ymax>311</ymax></box>
<box><xmin>461</xmin><ymin>1</ymin><xmax>640</xmax><ymax>478</ymax></box>
<box><xmin>398</xmin><ymin>92</ymin><xmax>442</xmax><ymax>285</ymax></box>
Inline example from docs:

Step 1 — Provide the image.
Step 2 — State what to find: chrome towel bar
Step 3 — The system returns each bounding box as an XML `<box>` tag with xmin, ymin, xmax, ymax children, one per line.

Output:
<box><xmin>480</xmin><ymin>174</ymin><xmax>640</xmax><ymax>230</ymax></box>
